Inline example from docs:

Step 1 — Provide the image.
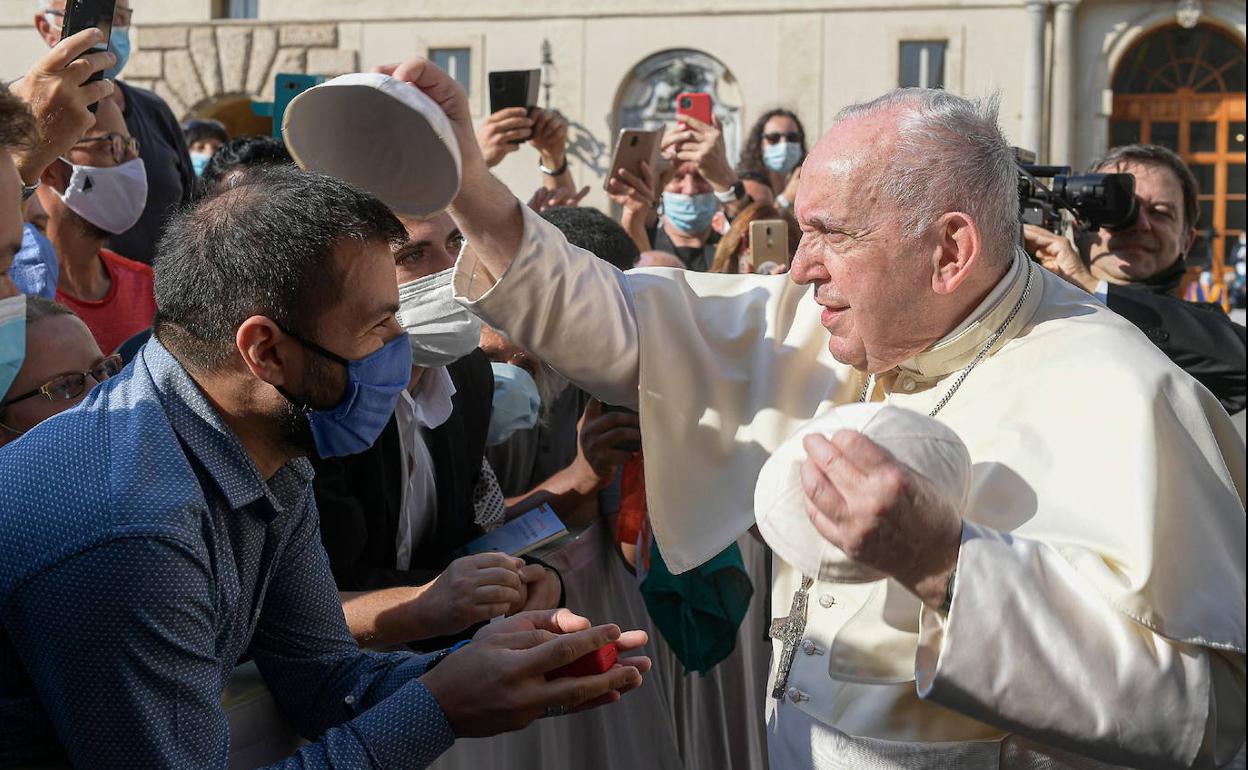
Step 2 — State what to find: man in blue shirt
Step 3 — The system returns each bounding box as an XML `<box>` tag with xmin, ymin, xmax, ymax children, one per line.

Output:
<box><xmin>0</xmin><ymin>165</ymin><xmax>650</xmax><ymax>768</ymax></box>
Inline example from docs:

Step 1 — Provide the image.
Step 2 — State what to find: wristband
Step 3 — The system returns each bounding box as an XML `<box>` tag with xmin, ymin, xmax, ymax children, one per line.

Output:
<box><xmin>714</xmin><ymin>180</ymin><xmax>745</xmax><ymax>204</ymax></box>
<box><xmin>21</xmin><ymin>180</ymin><xmax>39</xmax><ymax>202</ymax></box>
<box><xmin>426</xmin><ymin>639</ymin><xmax>471</xmax><ymax>672</ymax></box>
<box><xmin>539</xmin><ymin>158</ymin><xmax>569</xmax><ymax>177</ymax></box>
<box><xmin>775</xmin><ymin>193</ymin><xmax>791</xmax><ymax>210</ymax></box>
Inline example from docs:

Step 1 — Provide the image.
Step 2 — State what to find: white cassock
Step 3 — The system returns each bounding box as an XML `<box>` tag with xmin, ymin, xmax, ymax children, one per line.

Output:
<box><xmin>453</xmin><ymin>206</ymin><xmax>1247</xmax><ymax>769</ymax></box>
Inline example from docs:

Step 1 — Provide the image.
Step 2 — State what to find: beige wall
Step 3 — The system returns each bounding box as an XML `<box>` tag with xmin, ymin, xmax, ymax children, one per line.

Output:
<box><xmin>0</xmin><ymin>1</ymin><xmax>1242</xmax><ymax>207</ymax></box>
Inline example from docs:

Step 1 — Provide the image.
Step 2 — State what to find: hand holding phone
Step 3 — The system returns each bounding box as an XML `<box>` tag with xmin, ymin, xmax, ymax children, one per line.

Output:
<box><xmin>59</xmin><ymin>0</ymin><xmax>117</xmax><ymax>113</ymax></box>
<box><xmin>604</xmin><ymin>127</ymin><xmax>663</xmax><ymax>195</ymax></box>
<box><xmin>488</xmin><ymin>69</ymin><xmax>541</xmax><ymax>144</ymax></box>
<box><xmin>675</xmin><ymin>92</ymin><xmax>713</xmax><ymax>131</ymax></box>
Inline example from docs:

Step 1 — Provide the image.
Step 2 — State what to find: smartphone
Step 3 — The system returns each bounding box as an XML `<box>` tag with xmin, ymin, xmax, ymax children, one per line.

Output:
<box><xmin>60</xmin><ymin>0</ymin><xmax>115</xmax><ymax>112</ymax></box>
<box><xmin>750</xmin><ymin>219</ymin><xmax>791</xmax><ymax>267</ymax></box>
<box><xmin>489</xmin><ymin>69</ymin><xmax>541</xmax><ymax>111</ymax></box>
<box><xmin>675</xmin><ymin>92</ymin><xmax>713</xmax><ymax>130</ymax></box>
<box><xmin>604</xmin><ymin>127</ymin><xmax>664</xmax><ymax>193</ymax></box>
<box><xmin>601</xmin><ymin>403</ymin><xmax>641</xmax><ymax>453</ymax></box>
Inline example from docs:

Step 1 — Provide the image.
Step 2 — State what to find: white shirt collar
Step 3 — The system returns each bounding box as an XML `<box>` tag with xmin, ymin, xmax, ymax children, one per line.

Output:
<box><xmin>400</xmin><ymin>365</ymin><xmax>457</xmax><ymax>430</ymax></box>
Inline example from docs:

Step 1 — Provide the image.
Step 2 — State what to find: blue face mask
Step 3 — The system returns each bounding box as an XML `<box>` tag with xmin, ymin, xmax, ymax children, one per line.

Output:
<box><xmin>278</xmin><ymin>329</ymin><xmax>413</xmax><ymax>459</ymax></box>
<box><xmin>763</xmin><ymin>141</ymin><xmax>803</xmax><ymax>174</ymax></box>
<box><xmin>662</xmin><ymin>192</ymin><xmax>718</xmax><ymax>235</ymax></box>
<box><xmin>190</xmin><ymin>152</ymin><xmax>212</xmax><ymax>178</ymax></box>
<box><xmin>0</xmin><ymin>294</ymin><xmax>26</xmax><ymax>401</ymax></box>
<box><xmin>104</xmin><ymin>26</ymin><xmax>131</xmax><ymax>80</ymax></box>
<box><xmin>487</xmin><ymin>362</ymin><xmax>540</xmax><ymax>446</ymax></box>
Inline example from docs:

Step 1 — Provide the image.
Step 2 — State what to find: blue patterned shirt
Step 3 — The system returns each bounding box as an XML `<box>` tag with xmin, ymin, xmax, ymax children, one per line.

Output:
<box><xmin>0</xmin><ymin>339</ymin><xmax>456</xmax><ymax>768</ymax></box>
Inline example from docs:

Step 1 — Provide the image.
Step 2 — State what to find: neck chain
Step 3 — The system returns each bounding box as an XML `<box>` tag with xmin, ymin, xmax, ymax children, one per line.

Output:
<box><xmin>859</xmin><ymin>261</ymin><xmax>1035</xmax><ymax>418</ymax></box>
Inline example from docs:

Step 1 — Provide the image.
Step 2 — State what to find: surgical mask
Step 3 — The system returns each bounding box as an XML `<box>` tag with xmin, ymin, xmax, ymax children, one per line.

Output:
<box><xmin>662</xmin><ymin>192</ymin><xmax>718</xmax><ymax>235</ymax></box>
<box><xmin>487</xmin><ymin>362</ymin><xmax>540</xmax><ymax>446</ymax></box>
<box><xmin>56</xmin><ymin>156</ymin><xmax>147</xmax><ymax>235</ymax></box>
<box><xmin>397</xmin><ymin>267</ymin><xmax>483</xmax><ymax>367</ymax></box>
<box><xmin>763</xmin><ymin>141</ymin><xmax>802</xmax><ymax>174</ymax></box>
<box><xmin>190</xmin><ymin>152</ymin><xmax>212</xmax><ymax>177</ymax></box>
<box><xmin>104</xmin><ymin>26</ymin><xmax>131</xmax><ymax>79</ymax></box>
<box><xmin>0</xmin><ymin>294</ymin><xmax>26</xmax><ymax>400</ymax></box>
<box><xmin>279</xmin><ymin>330</ymin><xmax>412</xmax><ymax>459</ymax></box>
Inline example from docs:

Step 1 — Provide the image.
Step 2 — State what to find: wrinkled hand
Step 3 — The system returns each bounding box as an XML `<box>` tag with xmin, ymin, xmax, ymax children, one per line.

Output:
<box><xmin>417</xmin><ymin>552</ymin><xmax>528</xmax><ymax>638</ymax></box>
<box><xmin>606</xmin><ymin>161</ymin><xmax>656</xmax><ymax>218</ymax></box>
<box><xmin>9</xmin><ymin>28</ymin><xmax>115</xmax><ymax>183</ymax></box>
<box><xmin>529</xmin><ymin>107</ymin><xmax>569</xmax><ymax>169</ymax></box>
<box><xmin>476</xmin><ymin>107</ymin><xmax>533</xmax><ymax>167</ymax></box>
<box><xmin>800</xmin><ymin>431</ymin><xmax>962</xmax><ymax>610</ymax></box>
<box><xmin>424</xmin><ymin>609</ymin><xmax>651</xmax><ymax>737</ymax></box>
<box><xmin>374</xmin><ymin>58</ymin><xmax>484</xmax><ymax>174</ymax></box>
<box><xmin>570</xmin><ymin>399</ymin><xmax>641</xmax><ymax>495</ymax></box>
<box><xmin>527</xmin><ymin>185</ymin><xmax>590</xmax><ymax>213</ymax></box>
<box><xmin>1023</xmin><ymin>224</ymin><xmax>1098</xmax><ymax>294</ymax></box>
<box><xmin>661</xmin><ymin>115</ymin><xmax>736</xmax><ymax>191</ymax></box>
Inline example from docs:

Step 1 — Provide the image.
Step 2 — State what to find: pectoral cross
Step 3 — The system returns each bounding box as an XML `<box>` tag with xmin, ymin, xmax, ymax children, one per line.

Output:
<box><xmin>768</xmin><ymin>575</ymin><xmax>814</xmax><ymax>699</ymax></box>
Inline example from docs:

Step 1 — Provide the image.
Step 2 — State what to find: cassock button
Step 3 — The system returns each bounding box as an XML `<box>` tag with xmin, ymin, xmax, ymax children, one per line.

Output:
<box><xmin>902</xmin><ymin>378</ymin><xmax>916</xmax><ymax>392</ymax></box>
<box><xmin>786</xmin><ymin>687</ymin><xmax>807</xmax><ymax>703</ymax></box>
<box><xmin>818</xmin><ymin>593</ymin><xmax>836</xmax><ymax>608</ymax></box>
<box><xmin>801</xmin><ymin>639</ymin><xmax>819</xmax><ymax>655</ymax></box>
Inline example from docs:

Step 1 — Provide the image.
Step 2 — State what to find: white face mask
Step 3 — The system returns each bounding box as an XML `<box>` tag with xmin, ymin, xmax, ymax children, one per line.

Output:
<box><xmin>56</xmin><ymin>157</ymin><xmax>148</xmax><ymax>235</ymax></box>
<box><xmin>396</xmin><ymin>267</ymin><xmax>483</xmax><ymax>367</ymax></box>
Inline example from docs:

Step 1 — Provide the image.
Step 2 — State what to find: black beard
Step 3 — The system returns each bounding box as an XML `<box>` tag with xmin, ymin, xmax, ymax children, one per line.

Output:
<box><xmin>275</xmin><ymin>349</ymin><xmax>346</xmax><ymax>457</ymax></box>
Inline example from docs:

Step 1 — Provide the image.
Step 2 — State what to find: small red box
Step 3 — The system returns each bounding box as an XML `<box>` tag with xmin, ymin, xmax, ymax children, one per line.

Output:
<box><xmin>545</xmin><ymin>643</ymin><xmax>619</xmax><ymax>680</ymax></box>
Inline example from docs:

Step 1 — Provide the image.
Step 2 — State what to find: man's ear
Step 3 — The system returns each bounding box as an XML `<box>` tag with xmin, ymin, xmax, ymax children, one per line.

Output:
<box><xmin>40</xmin><ymin>157</ymin><xmax>69</xmax><ymax>191</ymax></box>
<box><xmin>1181</xmin><ymin>225</ymin><xmax>1198</xmax><ymax>260</ymax></box>
<box><xmin>930</xmin><ymin>212</ymin><xmax>982</xmax><ymax>295</ymax></box>
<box><xmin>236</xmin><ymin>316</ymin><xmax>297</xmax><ymax>390</ymax></box>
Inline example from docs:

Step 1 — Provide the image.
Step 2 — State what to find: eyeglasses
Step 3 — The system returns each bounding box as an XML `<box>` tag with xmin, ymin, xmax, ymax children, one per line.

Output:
<box><xmin>74</xmin><ymin>133</ymin><xmax>140</xmax><ymax>164</ymax></box>
<box><xmin>45</xmin><ymin>5</ymin><xmax>132</xmax><ymax>29</ymax></box>
<box><xmin>0</xmin><ymin>355</ymin><xmax>123</xmax><ymax>408</ymax></box>
<box><xmin>763</xmin><ymin>132</ymin><xmax>803</xmax><ymax>144</ymax></box>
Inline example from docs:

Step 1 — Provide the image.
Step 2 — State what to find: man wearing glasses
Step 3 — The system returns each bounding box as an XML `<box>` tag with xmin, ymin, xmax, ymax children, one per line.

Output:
<box><xmin>35</xmin><ymin>1</ymin><xmax>194</xmax><ymax>265</ymax></box>
<box><xmin>33</xmin><ymin>95</ymin><xmax>154</xmax><ymax>355</ymax></box>
<box><xmin>0</xmin><ymin>295</ymin><xmax>118</xmax><ymax>446</ymax></box>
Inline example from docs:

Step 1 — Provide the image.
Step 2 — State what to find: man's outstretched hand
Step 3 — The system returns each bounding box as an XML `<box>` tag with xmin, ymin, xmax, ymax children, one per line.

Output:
<box><xmin>420</xmin><ymin>609</ymin><xmax>651</xmax><ymax>737</ymax></box>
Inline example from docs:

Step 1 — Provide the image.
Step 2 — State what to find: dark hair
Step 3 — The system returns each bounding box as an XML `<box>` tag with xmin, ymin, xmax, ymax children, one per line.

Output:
<box><xmin>153</xmin><ymin>165</ymin><xmax>406</xmax><ymax>370</ymax></box>
<box><xmin>183</xmin><ymin>118</ymin><xmax>228</xmax><ymax>148</ymax></box>
<box><xmin>737</xmin><ymin>108</ymin><xmax>808</xmax><ymax>185</ymax></box>
<box><xmin>199</xmin><ymin>135</ymin><xmax>294</xmax><ymax>196</ymax></box>
<box><xmin>540</xmin><ymin>206</ymin><xmax>639</xmax><ymax>271</ymax></box>
<box><xmin>0</xmin><ymin>83</ymin><xmax>35</xmax><ymax>151</ymax></box>
<box><xmin>1090</xmin><ymin>144</ymin><xmax>1200</xmax><ymax>230</ymax></box>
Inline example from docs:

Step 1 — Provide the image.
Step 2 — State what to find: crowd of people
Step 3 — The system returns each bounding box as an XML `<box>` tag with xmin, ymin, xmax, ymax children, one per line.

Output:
<box><xmin>0</xmin><ymin>4</ymin><xmax>1245</xmax><ymax>770</ymax></box>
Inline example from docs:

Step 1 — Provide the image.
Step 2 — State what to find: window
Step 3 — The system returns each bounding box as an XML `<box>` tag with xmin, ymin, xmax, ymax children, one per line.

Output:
<box><xmin>899</xmin><ymin>41</ymin><xmax>946</xmax><ymax>89</ymax></box>
<box><xmin>214</xmin><ymin>0</ymin><xmax>258</xmax><ymax>18</ymax></box>
<box><xmin>430</xmin><ymin>48</ymin><xmax>472</xmax><ymax>96</ymax></box>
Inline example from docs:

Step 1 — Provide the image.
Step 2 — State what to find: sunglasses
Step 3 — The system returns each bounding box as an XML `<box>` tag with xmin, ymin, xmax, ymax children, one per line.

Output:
<box><xmin>1</xmin><ymin>355</ymin><xmax>123</xmax><ymax>409</ymax></box>
<box><xmin>763</xmin><ymin>132</ymin><xmax>803</xmax><ymax>144</ymax></box>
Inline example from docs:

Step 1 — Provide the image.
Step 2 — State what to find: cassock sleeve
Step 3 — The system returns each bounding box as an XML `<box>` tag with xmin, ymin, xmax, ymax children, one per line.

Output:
<box><xmin>915</xmin><ymin>521</ymin><xmax>1246</xmax><ymax>769</ymax></box>
<box><xmin>454</xmin><ymin>203</ymin><xmax>642</xmax><ymax>407</ymax></box>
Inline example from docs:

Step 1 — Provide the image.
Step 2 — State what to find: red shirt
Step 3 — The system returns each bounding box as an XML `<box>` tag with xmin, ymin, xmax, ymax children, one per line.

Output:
<box><xmin>56</xmin><ymin>249</ymin><xmax>156</xmax><ymax>355</ymax></box>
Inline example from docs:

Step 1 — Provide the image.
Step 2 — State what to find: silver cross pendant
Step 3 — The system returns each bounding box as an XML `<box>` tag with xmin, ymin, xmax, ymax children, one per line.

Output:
<box><xmin>768</xmin><ymin>575</ymin><xmax>814</xmax><ymax>699</ymax></box>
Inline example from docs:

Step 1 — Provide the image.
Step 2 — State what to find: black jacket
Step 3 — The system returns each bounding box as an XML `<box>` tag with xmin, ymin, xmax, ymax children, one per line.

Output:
<box><xmin>1104</xmin><ymin>263</ymin><xmax>1247</xmax><ymax>415</ymax></box>
<box><xmin>312</xmin><ymin>349</ymin><xmax>494</xmax><ymax>590</ymax></box>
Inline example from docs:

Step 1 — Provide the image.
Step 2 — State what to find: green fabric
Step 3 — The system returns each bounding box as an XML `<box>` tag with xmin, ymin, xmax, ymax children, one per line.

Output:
<box><xmin>640</xmin><ymin>540</ymin><xmax>754</xmax><ymax>675</ymax></box>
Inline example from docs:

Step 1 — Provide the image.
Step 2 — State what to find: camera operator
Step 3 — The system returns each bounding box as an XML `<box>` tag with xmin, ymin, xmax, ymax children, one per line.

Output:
<box><xmin>1024</xmin><ymin>144</ymin><xmax>1246</xmax><ymax>415</ymax></box>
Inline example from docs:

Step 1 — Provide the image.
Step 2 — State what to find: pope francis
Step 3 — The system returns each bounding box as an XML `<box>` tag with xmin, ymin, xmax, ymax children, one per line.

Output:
<box><xmin>389</xmin><ymin>59</ymin><xmax>1246</xmax><ymax>769</ymax></box>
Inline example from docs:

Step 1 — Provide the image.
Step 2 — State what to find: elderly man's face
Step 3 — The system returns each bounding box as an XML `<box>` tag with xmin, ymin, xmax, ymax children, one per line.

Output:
<box><xmin>1084</xmin><ymin>161</ymin><xmax>1196</xmax><ymax>284</ymax></box>
<box><xmin>788</xmin><ymin>111</ymin><xmax>943</xmax><ymax>373</ymax></box>
<box><xmin>0</xmin><ymin>313</ymin><xmax>104</xmax><ymax>446</ymax></box>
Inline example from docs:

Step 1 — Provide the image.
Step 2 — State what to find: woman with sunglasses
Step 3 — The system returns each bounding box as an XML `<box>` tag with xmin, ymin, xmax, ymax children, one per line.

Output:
<box><xmin>736</xmin><ymin>109</ymin><xmax>809</xmax><ymax>212</ymax></box>
<box><xmin>0</xmin><ymin>295</ymin><xmax>120</xmax><ymax>446</ymax></box>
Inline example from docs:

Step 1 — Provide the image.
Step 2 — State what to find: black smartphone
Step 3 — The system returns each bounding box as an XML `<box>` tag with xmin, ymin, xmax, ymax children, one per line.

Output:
<box><xmin>60</xmin><ymin>0</ymin><xmax>115</xmax><ymax>112</ymax></box>
<box><xmin>488</xmin><ymin>69</ymin><xmax>541</xmax><ymax>142</ymax></box>
<box><xmin>600</xmin><ymin>403</ymin><xmax>641</xmax><ymax>452</ymax></box>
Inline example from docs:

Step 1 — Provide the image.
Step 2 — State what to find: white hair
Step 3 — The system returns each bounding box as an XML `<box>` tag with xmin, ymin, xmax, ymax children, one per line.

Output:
<box><xmin>833</xmin><ymin>89</ymin><xmax>1019</xmax><ymax>264</ymax></box>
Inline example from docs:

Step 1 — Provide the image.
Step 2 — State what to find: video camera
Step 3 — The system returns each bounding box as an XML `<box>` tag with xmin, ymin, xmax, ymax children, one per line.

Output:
<box><xmin>1015</xmin><ymin>148</ymin><xmax>1138</xmax><ymax>234</ymax></box>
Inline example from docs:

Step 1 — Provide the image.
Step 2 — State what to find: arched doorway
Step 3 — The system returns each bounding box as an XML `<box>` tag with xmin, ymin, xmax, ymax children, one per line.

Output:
<box><xmin>613</xmin><ymin>49</ymin><xmax>745</xmax><ymax>165</ymax></box>
<box><xmin>1109</xmin><ymin>24</ymin><xmax>1245</xmax><ymax>282</ymax></box>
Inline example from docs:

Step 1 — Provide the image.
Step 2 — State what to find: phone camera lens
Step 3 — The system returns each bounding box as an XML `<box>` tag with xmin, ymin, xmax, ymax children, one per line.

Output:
<box><xmin>680</xmin><ymin>97</ymin><xmax>692</xmax><ymax>109</ymax></box>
